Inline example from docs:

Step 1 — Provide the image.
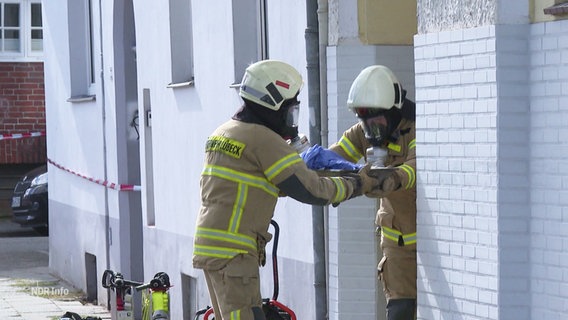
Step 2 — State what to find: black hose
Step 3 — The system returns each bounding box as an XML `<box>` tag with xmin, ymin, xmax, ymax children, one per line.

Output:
<box><xmin>270</xmin><ymin>220</ymin><xmax>280</xmax><ymax>301</ymax></box>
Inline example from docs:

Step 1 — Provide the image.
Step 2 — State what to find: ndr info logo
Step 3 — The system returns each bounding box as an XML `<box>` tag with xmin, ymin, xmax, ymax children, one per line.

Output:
<box><xmin>30</xmin><ymin>283</ymin><xmax>70</xmax><ymax>296</ymax></box>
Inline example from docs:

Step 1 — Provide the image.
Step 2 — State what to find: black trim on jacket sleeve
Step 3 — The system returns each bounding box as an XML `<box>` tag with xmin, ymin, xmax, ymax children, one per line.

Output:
<box><xmin>276</xmin><ymin>174</ymin><xmax>329</xmax><ymax>206</ymax></box>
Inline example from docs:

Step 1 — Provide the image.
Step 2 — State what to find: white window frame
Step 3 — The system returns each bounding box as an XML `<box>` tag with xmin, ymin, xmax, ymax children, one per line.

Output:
<box><xmin>0</xmin><ymin>0</ymin><xmax>43</xmax><ymax>61</ymax></box>
<box><xmin>167</xmin><ymin>0</ymin><xmax>195</xmax><ymax>88</ymax></box>
<box><xmin>231</xmin><ymin>0</ymin><xmax>268</xmax><ymax>87</ymax></box>
<box><xmin>67</xmin><ymin>0</ymin><xmax>97</xmax><ymax>101</ymax></box>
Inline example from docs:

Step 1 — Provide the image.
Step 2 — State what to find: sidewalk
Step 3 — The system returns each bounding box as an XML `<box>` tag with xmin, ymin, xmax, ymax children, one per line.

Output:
<box><xmin>0</xmin><ymin>219</ymin><xmax>111</xmax><ymax>320</ymax></box>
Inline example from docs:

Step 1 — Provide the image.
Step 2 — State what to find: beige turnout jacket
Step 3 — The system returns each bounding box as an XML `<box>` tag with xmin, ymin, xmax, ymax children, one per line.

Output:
<box><xmin>193</xmin><ymin>119</ymin><xmax>356</xmax><ymax>270</ymax></box>
<box><xmin>329</xmin><ymin>119</ymin><xmax>417</xmax><ymax>250</ymax></box>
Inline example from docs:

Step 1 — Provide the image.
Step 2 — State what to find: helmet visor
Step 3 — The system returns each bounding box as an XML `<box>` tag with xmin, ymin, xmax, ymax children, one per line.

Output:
<box><xmin>285</xmin><ymin>102</ymin><xmax>300</xmax><ymax>127</ymax></box>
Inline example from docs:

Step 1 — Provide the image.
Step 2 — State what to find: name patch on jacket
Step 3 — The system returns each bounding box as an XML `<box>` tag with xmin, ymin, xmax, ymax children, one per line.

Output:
<box><xmin>206</xmin><ymin>136</ymin><xmax>245</xmax><ymax>158</ymax></box>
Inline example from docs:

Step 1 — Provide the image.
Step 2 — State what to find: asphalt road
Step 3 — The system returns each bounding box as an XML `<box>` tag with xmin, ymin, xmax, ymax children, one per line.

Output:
<box><xmin>0</xmin><ymin>219</ymin><xmax>48</xmax><ymax>281</ymax></box>
<box><xmin>0</xmin><ymin>216</ymin><xmax>43</xmax><ymax>237</ymax></box>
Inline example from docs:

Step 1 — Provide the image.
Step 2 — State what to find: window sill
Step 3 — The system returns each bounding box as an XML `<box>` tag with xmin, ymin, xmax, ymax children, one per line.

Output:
<box><xmin>67</xmin><ymin>95</ymin><xmax>96</xmax><ymax>103</ymax></box>
<box><xmin>544</xmin><ymin>2</ymin><xmax>568</xmax><ymax>15</ymax></box>
<box><xmin>167</xmin><ymin>80</ymin><xmax>194</xmax><ymax>88</ymax></box>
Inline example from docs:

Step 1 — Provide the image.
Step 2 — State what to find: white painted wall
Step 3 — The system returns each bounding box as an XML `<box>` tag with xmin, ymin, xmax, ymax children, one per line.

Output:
<box><xmin>43</xmin><ymin>0</ymin><xmax>114</xmax><ymax>300</ymax></box>
<box><xmin>132</xmin><ymin>0</ymin><xmax>321</xmax><ymax>318</ymax></box>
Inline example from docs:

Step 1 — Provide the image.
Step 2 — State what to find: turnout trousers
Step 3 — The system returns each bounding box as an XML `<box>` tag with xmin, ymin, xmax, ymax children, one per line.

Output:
<box><xmin>203</xmin><ymin>254</ymin><xmax>265</xmax><ymax>320</ymax></box>
<box><xmin>378</xmin><ymin>245</ymin><xmax>417</xmax><ymax>320</ymax></box>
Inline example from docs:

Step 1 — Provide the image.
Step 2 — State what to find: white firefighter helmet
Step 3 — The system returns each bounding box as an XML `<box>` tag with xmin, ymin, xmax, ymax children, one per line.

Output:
<box><xmin>239</xmin><ymin>60</ymin><xmax>303</xmax><ymax>111</ymax></box>
<box><xmin>346</xmin><ymin>65</ymin><xmax>403</xmax><ymax>112</ymax></box>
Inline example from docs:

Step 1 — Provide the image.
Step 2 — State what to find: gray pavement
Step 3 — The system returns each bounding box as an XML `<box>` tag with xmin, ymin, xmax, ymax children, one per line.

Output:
<box><xmin>0</xmin><ymin>218</ymin><xmax>111</xmax><ymax>320</ymax></box>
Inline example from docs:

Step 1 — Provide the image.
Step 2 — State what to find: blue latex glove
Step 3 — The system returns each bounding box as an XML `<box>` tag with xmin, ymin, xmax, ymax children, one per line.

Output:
<box><xmin>300</xmin><ymin>144</ymin><xmax>363</xmax><ymax>171</ymax></box>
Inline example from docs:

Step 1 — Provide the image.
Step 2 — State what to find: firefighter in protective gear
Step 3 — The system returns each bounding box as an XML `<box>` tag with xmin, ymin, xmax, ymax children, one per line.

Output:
<box><xmin>193</xmin><ymin>60</ymin><xmax>381</xmax><ymax>320</ymax></box>
<box><xmin>329</xmin><ymin>65</ymin><xmax>417</xmax><ymax>320</ymax></box>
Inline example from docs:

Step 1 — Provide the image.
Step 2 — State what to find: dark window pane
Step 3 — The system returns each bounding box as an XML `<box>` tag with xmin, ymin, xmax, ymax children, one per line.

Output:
<box><xmin>5</xmin><ymin>29</ymin><xmax>19</xmax><ymax>39</ymax></box>
<box><xmin>32</xmin><ymin>29</ymin><xmax>42</xmax><ymax>40</ymax></box>
<box><xmin>31</xmin><ymin>3</ymin><xmax>42</xmax><ymax>27</ymax></box>
<box><xmin>4</xmin><ymin>4</ymin><xmax>20</xmax><ymax>27</ymax></box>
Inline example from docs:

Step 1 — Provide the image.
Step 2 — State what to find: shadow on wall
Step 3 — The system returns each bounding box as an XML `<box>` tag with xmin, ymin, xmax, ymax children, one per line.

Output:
<box><xmin>416</xmin><ymin>196</ymin><xmax>464</xmax><ymax>320</ymax></box>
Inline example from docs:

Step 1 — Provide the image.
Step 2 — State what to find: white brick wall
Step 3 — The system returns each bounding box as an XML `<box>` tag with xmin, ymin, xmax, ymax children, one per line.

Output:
<box><xmin>416</xmin><ymin>19</ymin><xmax>568</xmax><ymax>320</ymax></box>
<box><xmin>529</xmin><ymin>19</ymin><xmax>568</xmax><ymax>320</ymax></box>
<box><xmin>415</xmin><ymin>25</ymin><xmax>501</xmax><ymax>320</ymax></box>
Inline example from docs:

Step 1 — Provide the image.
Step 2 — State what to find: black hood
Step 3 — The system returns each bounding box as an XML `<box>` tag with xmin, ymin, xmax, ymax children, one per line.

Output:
<box><xmin>233</xmin><ymin>100</ymin><xmax>299</xmax><ymax>139</ymax></box>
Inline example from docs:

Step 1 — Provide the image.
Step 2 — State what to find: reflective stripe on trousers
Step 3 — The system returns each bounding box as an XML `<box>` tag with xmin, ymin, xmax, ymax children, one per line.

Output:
<box><xmin>379</xmin><ymin>226</ymin><xmax>416</xmax><ymax>246</ymax></box>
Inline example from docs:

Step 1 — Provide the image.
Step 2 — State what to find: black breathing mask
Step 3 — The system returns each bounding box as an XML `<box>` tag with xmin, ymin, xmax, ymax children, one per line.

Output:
<box><xmin>355</xmin><ymin>107</ymin><xmax>402</xmax><ymax>147</ymax></box>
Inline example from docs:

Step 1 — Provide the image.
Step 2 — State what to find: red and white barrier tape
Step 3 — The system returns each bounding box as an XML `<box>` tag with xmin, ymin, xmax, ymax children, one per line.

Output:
<box><xmin>47</xmin><ymin>158</ymin><xmax>141</xmax><ymax>191</ymax></box>
<box><xmin>0</xmin><ymin>131</ymin><xmax>46</xmax><ymax>140</ymax></box>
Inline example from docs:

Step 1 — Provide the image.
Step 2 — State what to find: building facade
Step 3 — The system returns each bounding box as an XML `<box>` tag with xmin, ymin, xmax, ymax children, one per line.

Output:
<box><xmin>41</xmin><ymin>1</ymin><xmax>567</xmax><ymax>319</ymax></box>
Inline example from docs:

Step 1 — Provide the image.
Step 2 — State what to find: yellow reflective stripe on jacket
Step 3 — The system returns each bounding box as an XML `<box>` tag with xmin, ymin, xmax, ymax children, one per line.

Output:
<box><xmin>408</xmin><ymin>138</ymin><xmax>416</xmax><ymax>150</ymax></box>
<box><xmin>397</xmin><ymin>139</ymin><xmax>416</xmax><ymax>189</ymax></box>
<box><xmin>193</xmin><ymin>244</ymin><xmax>248</xmax><ymax>259</ymax></box>
<box><xmin>229</xmin><ymin>183</ymin><xmax>247</xmax><ymax>233</ymax></box>
<box><xmin>381</xmin><ymin>226</ymin><xmax>417</xmax><ymax>245</ymax></box>
<box><xmin>230</xmin><ymin>310</ymin><xmax>241</xmax><ymax>320</ymax></box>
<box><xmin>202</xmin><ymin>165</ymin><xmax>279</xmax><ymax>197</ymax></box>
<box><xmin>399</xmin><ymin>164</ymin><xmax>415</xmax><ymax>189</ymax></box>
<box><xmin>264</xmin><ymin>152</ymin><xmax>303</xmax><ymax>181</ymax></box>
<box><xmin>337</xmin><ymin>136</ymin><xmax>362</xmax><ymax>163</ymax></box>
<box><xmin>195</xmin><ymin>227</ymin><xmax>257</xmax><ymax>250</ymax></box>
<box><xmin>387</xmin><ymin>143</ymin><xmax>401</xmax><ymax>153</ymax></box>
<box><xmin>330</xmin><ymin>177</ymin><xmax>348</xmax><ymax>203</ymax></box>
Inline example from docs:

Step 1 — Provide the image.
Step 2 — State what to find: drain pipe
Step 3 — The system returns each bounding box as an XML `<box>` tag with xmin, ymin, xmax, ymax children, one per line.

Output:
<box><xmin>99</xmin><ymin>0</ymin><xmax>110</xmax><ymax>273</ymax></box>
<box><xmin>98</xmin><ymin>0</ymin><xmax>112</xmax><ymax>309</ymax></box>
<box><xmin>316</xmin><ymin>5</ymin><xmax>330</xmax><ymax>317</ymax></box>
<box><xmin>305</xmin><ymin>1</ymin><xmax>327</xmax><ymax>320</ymax></box>
<box><xmin>318</xmin><ymin>0</ymin><xmax>328</xmax><ymax>149</ymax></box>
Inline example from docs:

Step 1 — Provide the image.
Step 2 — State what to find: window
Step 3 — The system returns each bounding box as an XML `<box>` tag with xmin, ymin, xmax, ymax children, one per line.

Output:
<box><xmin>231</xmin><ymin>0</ymin><xmax>268</xmax><ymax>86</ymax></box>
<box><xmin>67</xmin><ymin>0</ymin><xmax>96</xmax><ymax>100</ymax></box>
<box><xmin>168</xmin><ymin>0</ymin><xmax>194</xmax><ymax>88</ymax></box>
<box><xmin>0</xmin><ymin>0</ymin><xmax>42</xmax><ymax>59</ymax></box>
<box><xmin>29</xmin><ymin>2</ymin><xmax>41</xmax><ymax>53</ymax></box>
<box><xmin>1</xmin><ymin>2</ymin><xmax>20</xmax><ymax>53</ymax></box>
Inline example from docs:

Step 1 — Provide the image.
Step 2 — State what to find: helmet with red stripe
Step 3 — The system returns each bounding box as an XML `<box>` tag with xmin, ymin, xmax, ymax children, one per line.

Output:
<box><xmin>239</xmin><ymin>60</ymin><xmax>303</xmax><ymax>111</ymax></box>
